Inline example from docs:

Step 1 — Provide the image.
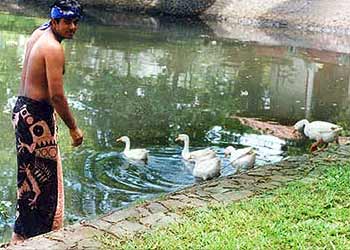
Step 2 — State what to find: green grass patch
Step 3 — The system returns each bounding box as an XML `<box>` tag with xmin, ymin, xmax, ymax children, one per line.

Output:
<box><xmin>100</xmin><ymin>163</ymin><xmax>350</xmax><ymax>249</ymax></box>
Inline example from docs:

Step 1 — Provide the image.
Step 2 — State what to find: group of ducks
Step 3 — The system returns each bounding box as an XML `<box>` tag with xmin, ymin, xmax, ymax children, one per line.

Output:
<box><xmin>116</xmin><ymin>134</ymin><xmax>256</xmax><ymax>180</ymax></box>
<box><xmin>115</xmin><ymin>118</ymin><xmax>343</xmax><ymax>181</ymax></box>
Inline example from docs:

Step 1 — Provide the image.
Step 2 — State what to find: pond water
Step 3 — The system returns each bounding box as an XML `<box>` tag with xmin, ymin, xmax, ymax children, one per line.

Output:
<box><xmin>1</xmin><ymin>11</ymin><xmax>350</xmax><ymax>242</ymax></box>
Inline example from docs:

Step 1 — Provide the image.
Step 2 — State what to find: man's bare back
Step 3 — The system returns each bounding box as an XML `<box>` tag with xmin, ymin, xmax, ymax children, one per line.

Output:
<box><xmin>20</xmin><ymin>28</ymin><xmax>63</xmax><ymax>102</ymax></box>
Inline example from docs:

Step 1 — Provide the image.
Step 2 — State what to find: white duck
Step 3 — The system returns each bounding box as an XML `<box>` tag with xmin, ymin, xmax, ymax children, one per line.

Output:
<box><xmin>175</xmin><ymin>134</ymin><xmax>215</xmax><ymax>161</ymax></box>
<box><xmin>188</xmin><ymin>150</ymin><xmax>216</xmax><ymax>162</ymax></box>
<box><xmin>224</xmin><ymin>146</ymin><xmax>256</xmax><ymax>170</ymax></box>
<box><xmin>116</xmin><ymin>136</ymin><xmax>149</xmax><ymax>162</ymax></box>
<box><xmin>192</xmin><ymin>156</ymin><xmax>221</xmax><ymax>181</ymax></box>
<box><xmin>293</xmin><ymin>119</ymin><xmax>342</xmax><ymax>152</ymax></box>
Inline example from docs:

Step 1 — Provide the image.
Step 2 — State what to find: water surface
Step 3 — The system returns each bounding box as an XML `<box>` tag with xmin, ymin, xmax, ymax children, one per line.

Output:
<box><xmin>1</xmin><ymin>12</ymin><xmax>350</xmax><ymax>242</ymax></box>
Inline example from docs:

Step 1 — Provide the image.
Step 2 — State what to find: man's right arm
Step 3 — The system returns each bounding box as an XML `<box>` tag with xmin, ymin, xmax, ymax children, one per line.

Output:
<box><xmin>45</xmin><ymin>43</ymin><xmax>83</xmax><ymax>146</ymax></box>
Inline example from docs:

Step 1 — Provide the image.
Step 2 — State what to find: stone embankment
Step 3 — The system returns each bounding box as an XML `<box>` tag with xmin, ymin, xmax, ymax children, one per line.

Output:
<box><xmin>80</xmin><ymin>0</ymin><xmax>216</xmax><ymax>16</ymax></box>
<box><xmin>202</xmin><ymin>0</ymin><xmax>350</xmax><ymax>54</ymax></box>
<box><xmin>0</xmin><ymin>0</ymin><xmax>217</xmax><ymax>17</ymax></box>
<box><xmin>203</xmin><ymin>0</ymin><xmax>350</xmax><ymax>34</ymax></box>
<box><xmin>3</xmin><ymin>145</ymin><xmax>350</xmax><ymax>249</ymax></box>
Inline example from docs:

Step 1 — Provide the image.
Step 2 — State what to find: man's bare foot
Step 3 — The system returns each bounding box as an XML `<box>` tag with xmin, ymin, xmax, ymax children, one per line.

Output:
<box><xmin>10</xmin><ymin>232</ymin><xmax>25</xmax><ymax>245</ymax></box>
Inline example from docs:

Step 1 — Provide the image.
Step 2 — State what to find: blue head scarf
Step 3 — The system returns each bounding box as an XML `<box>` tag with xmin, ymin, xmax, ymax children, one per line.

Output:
<box><xmin>39</xmin><ymin>3</ymin><xmax>83</xmax><ymax>30</ymax></box>
<box><xmin>50</xmin><ymin>5</ymin><xmax>83</xmax><ymax>20</ymax></box>
<box><xmin>39</xmin><ymin>1</ymin><xmax>83</xmax><ymax>30</ymax></box>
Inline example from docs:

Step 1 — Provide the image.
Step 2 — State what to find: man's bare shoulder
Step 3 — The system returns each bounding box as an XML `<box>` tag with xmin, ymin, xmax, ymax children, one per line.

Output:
<box><xmin>31</xmin><ymin>28</ymin><xmax>45</xmax><ymax>40</ymax></box>
<box><xmin>37</xmin><ymin>33</ymin><xmax>64</xmax><ymax>56</ymax></box>
<box><xmin>26</xmin><ymin>28</ymin><xmax>45</xmax><ymax>48</ymax></box>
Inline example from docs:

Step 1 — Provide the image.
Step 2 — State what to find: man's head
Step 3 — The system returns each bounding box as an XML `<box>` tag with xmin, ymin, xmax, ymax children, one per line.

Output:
<box><xmin>50</xmin><ymin>0</ymin><xmax>84</xmax><ymax>40</ymax></box>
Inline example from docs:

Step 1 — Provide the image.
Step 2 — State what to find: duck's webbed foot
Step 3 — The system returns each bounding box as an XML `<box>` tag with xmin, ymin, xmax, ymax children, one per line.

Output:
<box><xmin>310</xmin><ymin>142</ymin><xmax>319</xmax><ymax>152</ymax></box>
<box><xmin>335</xmin><ymin>136</ymin><xmax>340</xmax><ymax>144</ymax></box>
<box><xmin>319</xmin><ymin>141</ymin><xmax>329</xmax><ymax>151</ymax></box>
<box><xmin>310</xmin><ymin>139</ymin><xmax>327</xmax><ymax>153</ymax></box>
<box><xmin>310</xmin><ymin>139</ymin><xmax>328</xmax><ymax>153</ymax></box>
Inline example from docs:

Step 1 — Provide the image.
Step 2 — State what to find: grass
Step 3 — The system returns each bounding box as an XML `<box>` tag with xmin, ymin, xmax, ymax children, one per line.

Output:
<box><xmin>99</xmin><ymin>163</ymin><xmax>350</xmax><ymax>250</ymax></box>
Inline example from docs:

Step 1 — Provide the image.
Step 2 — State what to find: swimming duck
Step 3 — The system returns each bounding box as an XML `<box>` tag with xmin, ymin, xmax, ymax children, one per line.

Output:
<box><xmin>116</xmin><ymin>136</ymin><xmax>149</xmax><ymax>162</ymax></box>
<box><xmin>293</xmin><ymin>119</ymin><xmax>342</xmax><ymax>152</ymax></box>
<box><xmin>175</xmin><ymin>134</ymin><xmax>215</xmax><ymax>161</ymax></box>
<box><xmin>224</xmin><ymin>146</ymin><xmax>256</xmax><ymax>170</ymax></box>
<box><xmin>188</xmin><ymin>150</ymin><xmax>216</xmax><ymax>162</ymax></box>
<box><xmin>192</xmin><ymin>156</ymin><xmax>221</xmax><ymax>181</ymax></box>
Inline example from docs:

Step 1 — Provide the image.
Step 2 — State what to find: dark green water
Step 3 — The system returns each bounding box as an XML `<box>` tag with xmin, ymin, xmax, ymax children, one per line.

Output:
<box><xmin>1</xmin><ymin>12</ymin><xmax>350</xmax><ymax>242</ymax></box>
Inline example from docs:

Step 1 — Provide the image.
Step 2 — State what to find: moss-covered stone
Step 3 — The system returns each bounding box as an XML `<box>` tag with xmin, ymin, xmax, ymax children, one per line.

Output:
<box><xmin>12</xmin><ymin>0</ymin><xmax>216</xmax><ymax>17</ymax></box>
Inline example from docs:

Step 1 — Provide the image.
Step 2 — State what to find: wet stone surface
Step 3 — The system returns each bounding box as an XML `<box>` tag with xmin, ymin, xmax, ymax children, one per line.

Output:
<box><xmin>3</xmin><ymin>144</ymin><xmax>350</xmax><ymax>249</ymax></box>
<box><xmin>203</xmin><ymin>0</ymin><xmax>350</xmax><ymax>34</ymax></box>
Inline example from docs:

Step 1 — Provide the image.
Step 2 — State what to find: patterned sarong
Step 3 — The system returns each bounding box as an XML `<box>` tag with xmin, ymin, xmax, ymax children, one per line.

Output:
<box><xmin>11</xmin><ymin>96</ymin><xmax>64</xmax><ymax>239</ymax></box>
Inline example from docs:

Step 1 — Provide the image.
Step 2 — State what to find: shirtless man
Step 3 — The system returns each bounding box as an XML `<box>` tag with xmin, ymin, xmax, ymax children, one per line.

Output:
<box><xmin>11</xmin><ymin>0</ymin><xmax>84</xmax><ymax>244</ymax></box>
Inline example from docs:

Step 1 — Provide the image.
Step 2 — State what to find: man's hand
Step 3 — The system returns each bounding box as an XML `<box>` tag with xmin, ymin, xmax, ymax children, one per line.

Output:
<box><xmin>69</xmin><ymin>127</ymin><xmax>83</xmax><ymax>147</ymax></box>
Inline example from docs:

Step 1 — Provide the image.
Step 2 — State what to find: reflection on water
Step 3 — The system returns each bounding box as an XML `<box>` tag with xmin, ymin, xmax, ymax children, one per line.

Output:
<box><xmin>1</xmin><ymin>11</ymin><xmax>350</xmax><ymax>242</ymax></box>
<box><xmin>206</xmin><ymin>126</ymin><xmax>286</xmax><ymax>165</ymax></box>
